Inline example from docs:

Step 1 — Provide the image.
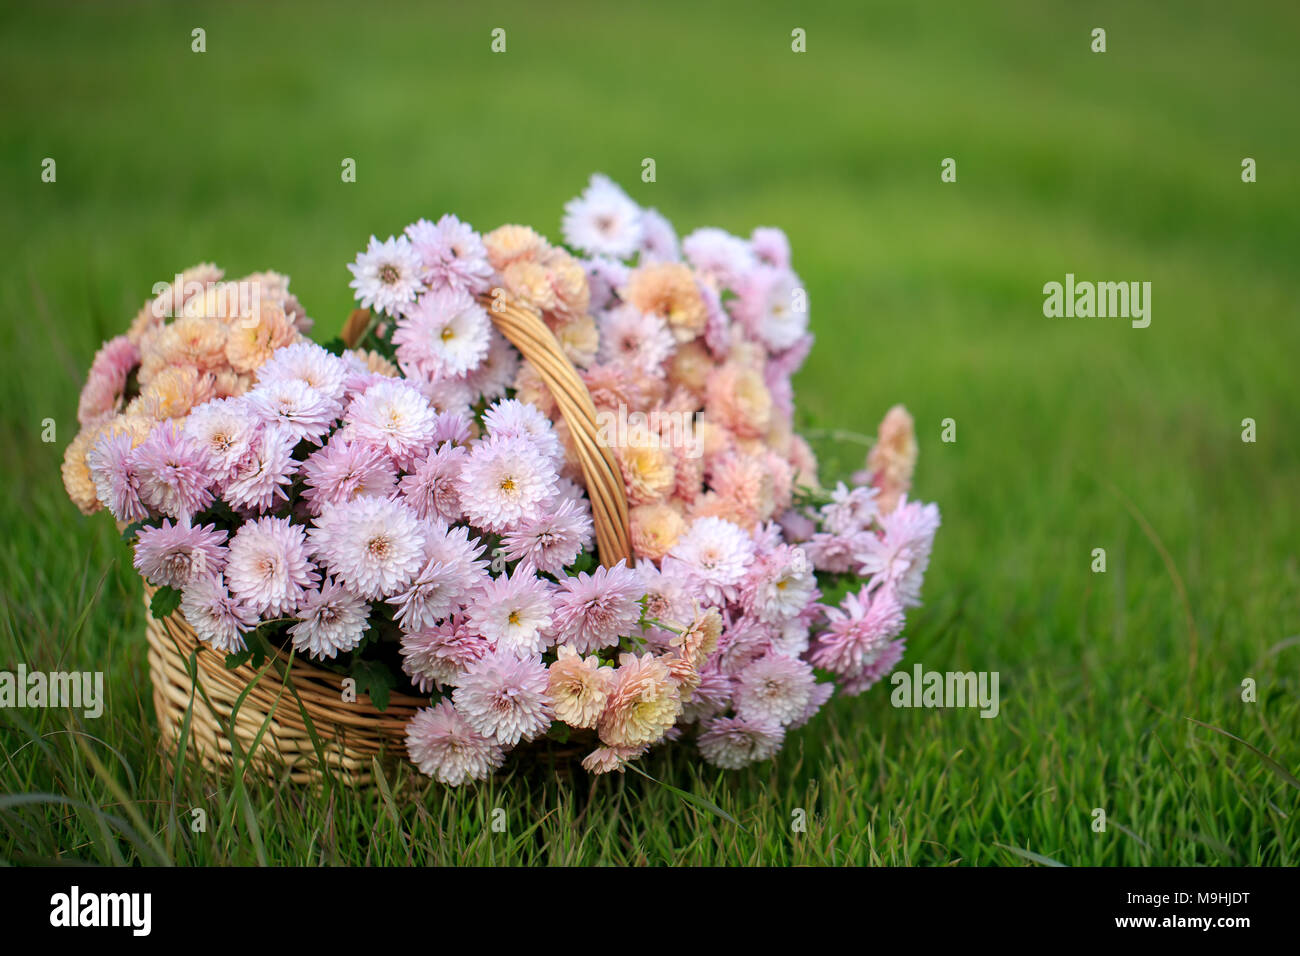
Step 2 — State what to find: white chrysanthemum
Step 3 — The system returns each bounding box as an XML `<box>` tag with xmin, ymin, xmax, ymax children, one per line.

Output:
<box><xmin>405</xmin><ymin>701</ymin><xmax>505</xmax><ymax>785</ymax></box>
<box><xmin>224</xmin><ymin>516</ymin><xmax>320</xmax><ymax>618</ymax></box>
<box><xmin>666</xmin><ymin>516</ymin><xmax>755</xmax><ymax>605</ymax></box>
<box><xmin>456</xmin><ymin>433</ymin><xmax>558</xmax><ymax>533</ymax></box>
<box><xmin>348</xmin><ymin>234</ymin><xmax>425</xmax><ymax>317</ymax></box>
<box><xmin>481</xmin><ymin>398</ymin><xmax>563</xmax><ymax>464</ymax></box>
<box><xmin>392</xmin><ymin>288</ymin><xmax>491</xmax><ymax>380</ymax></box>
<box><xmin>734</xmin><ymin>653</ymin><xmax>815</xmax><ymax>726</ymax></box>
<box><xmin>257</xmin><ymin>341</ymin><xmax>348</xmax><ymax>404</ymax></box>
<box><xmin>344</xmin><ymin>378</ymin><xmax>437</xmax><ymax>469</ymax></box>
<box><xmin>465</xmin><ymin>568</ymin><xmax>555</xmax><ymax>658</ymax></box>
<box><xmin>308</xmin><ymin>496</ymin><xmax>427</xmax><ymax>600</ymax></box>
<box><xmin>562</xmin><ymin>173</ymin><xmax>644</xmax><ymax>259</ymax></box>
<box><xmin>288</xmin><ymin>578</ymin><xmax>371</xmax><ymax>660</ymax></box>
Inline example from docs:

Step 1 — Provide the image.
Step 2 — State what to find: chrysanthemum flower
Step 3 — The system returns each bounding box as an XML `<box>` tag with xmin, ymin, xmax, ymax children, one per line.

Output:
<box><xmin>730</xmin><ymin>265</ymin><xmax>808</xmax><ymax>352</ymax></box>
<box><xmin>465</xmin><ymin>568</ymin><xmax>555</xmax><ymax>657</ymax></box>
<box><xmin>244</xmin><ymin>377</ymin><xmax>341</xmax><ymax>445</ymax></box>
<box><xmin>225</xmin><ymin>516</ymin><xmax>319</xmax><ymax>617</ymax></box>
<box><xmin>750</xmin><ymin>226</ymin><xmax>791</xmax><ymax>270</ymax></box>
<box><xmin>221</xmin><ymin>424</ymin><xmax>299</xmax><ymax>512</ymax></box>
<box><xmin>344</xmin><ymin>378</ymin><xmax>438</xmax><ymax>470</ymax></box>
<box><xmin>629</xmin><ymin>502</ymin><xmax>686</xmax><ymax>562</ymax></box>
<box><xmin>680</xmin><ymin>664</ymin><xmax>733</xmax><ymax>723</ymax></box>
<box><xmin>482</xmin><ymin>398</ymin><xmax>563</xmax><ymax>465</ymax></box>
<box><xmin>460</xmin><ymin>331</ymin><xmax>520</xmax><ymax>404</ymax></box>
<box><xmin>788</xmin><ymin>680</ymin><xmax>834</xmax><ymax>730</ymax></box>
<box><xmin>130</xmin><ymin>421</ymin><xmax>215</xmax><ymax>523</ymax></box>
<box><xmin>299</xmin><ymin>438</ymin><xmax>397</xmax><ymax>516</ymax></box>
<box><xmin>405</xmin><ymin>701</ymin><xmax>505</xmax><ymax>785</ymax></box>
<box><xmin>622</xmin><ymin>262</ymin><xmax>707</xmax><ymax>344</ymax></box>
<box><xmin>389</xmin><ymin>522</ymin><xmax>489</xmax><ymax>632</ymax></box>
<box><xmin>308</xmin><ymin>496</ymin><xmax>426</xmax><ymax>600</ymax></box>
<box><xmin>616</xmin><ymin>441</ymin><xmax>676</xmax><ymax>507</ymax></box>
<box><xmin>636</xmin><ymin>560</ymin><xmax>703</xmax><ymax>644</ymax></box>
<box><xmin>580</xmin><ymin>743</ymin><xmax>648</xmax><ymax>775</ymax></box>
<box><xmin>682</xmin><ymin>227</ymin><xmax>758</xmax><ymax>289</ymax></box>
<box><xmin>697</xmin><ymin>715</ymin><xmax>784</xmax><ymax>769</ymax></box>
<box><xmin>547</xmin><ymin>645</ymin><xmax>616</xmax><ymax>729</ymax></box>
<box><xmin>183</xmin><ymin>397</ymin><xmax>257</xmax><ymax>481</ymax></box>
<box><xmin>78</xmin><ymin>336</ymin><xmax>139</xmax><ymax>426</ymax></box>
<box><xmin>743</xmin><ymin>543</ymin><xmax>817</xmax><ymax>624</ymax></box>
<box><xmin>133</xmin><ymin>519</ymin><xmax>229</xmax><ymax>589</ymax></box>
<box><xmin>584</xmin><ymin>255</ymin><xmax>631</xmax><ymax>311</ymax></box>
<box><xmin>400</xmin><ymin>618</ymin><xmax>490</xmax><ymax>692</ymax></box>
<box><xmin>705</xmin><ymin>362</ymin><xmax>772</xmax><ymax>440</ymax></box>
<box><xmin>809</xmin><ymin>583</ymin><xmax>905</xmax><ymax>680</ymax></box>
<box><xmin>550</xmin><ymin>562</ymin><xmax>642</xmax><ymax>654</ymax></box>
<box><xmin>598</xmin><ymin>304</ymin><xmax>676</xmax><ymax>376</ymax></box>
<box><xmin>597</xmin><ymin>652</ymin><xmax>682</xmax><ymax>749</ymax></box>
<box><xmin>87</xmin><ymin>429</ymin><xmax>149</xmax><ymax>523</ymax></box>
<box><xmin>456</xmin><ymin>433</ymin><xmax>558</xmax><ymax>533</ymax></box>
<box><xmin>256</xmin><ymin>341</ymin><xmax>348</xmax><ymax>404</ymax></box>
<box><xmin>863</xmin><ymin>404</ymin><xmax>918</xmax><ymax>514</ymax></box>
<box><xmin>562</xmin><ymin>173</ymin><xmax>644</xmax><ymax>259</ymax></box>
<box><xmin>393</xmin><ymin>287</ymin><xmax>491</xmax><ymax>380</ymax></box>
<box><xmin>180</xmin><ymin>571</ymin><xmax>259</xmax><ymax>653</ymax></box>
<box><xmin>853</xmin><ymin>497</ymin><xmax>940</xmax><ymax>607</ymax></box>
<box><xmin>453</xmin><ymin>649</ymin><xmax>553</xmax><ymax>746</ymax></box>
<box><xmin>348</xmin><ymin>234</ymin><xmax>425</xmax><ymax>317</ymax></box>
<box><xmin>639</xmin><ymin>208</ymin><xmax>681</xmax><ymax>263</ymax></box>
<box><xmin>405</xmin><ymin>214</ymin><xmax>494</xmax><ymax>296</ymax></box>
<box><xmin>821</xmin><ymin>481</ymin><xmax>879</xmax><ymax>535</ymax></box>
<box><xmin>500</xmin><ymin>495</ymin><xmax>593</xmax><ymax>576</ymax></box>
<box><xmin>734</xmin><ymin>653</ymin><xmax>815</xmax><ymax>727</ymax></box>
<box><xmin>223</xmin><ymin>301</ymin><xmax>296</xmax><ymax>374</ymax></box>
<box><xmin>288</xmin><ymin>578</ymin><xmax>370</xmax><ymax>660</ymax></box>
<box><xmin>666</xmin><ymin>516</ymin><xmax>755</xmax><ymax>606</ymax></box>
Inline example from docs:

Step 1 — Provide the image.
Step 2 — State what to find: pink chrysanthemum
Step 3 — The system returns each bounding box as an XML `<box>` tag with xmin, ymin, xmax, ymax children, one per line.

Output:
<box><xmin>681</xmin><ymin>227</ymin><xmax>758</xmax><ymax>289</ymax></box>
<box><xmin>750</xmin><ymin>226</ymin><xmax>791</xmax><ymax>270</ymax></box>
<box><xmin>348</xmin><ymin>234</ymin><xmax>425</xmax><ymax>317</ymax></box>
<box><xmin>183</xmin><ymin>397</ymin><xmax>258</xmax><ymax>482</ymax></box>
<box><xmin>804</xmin><ymin>528</ymin><xmax>875</xmax><ymax>575</ymax></box>
<box><xmin>405</xmin><ymin>214</ymin><xmax>494</xmax><ymax>296</ymax></box>
<box><xmin>638</xmin><ymin>208</ymin><xmax>681</xmax><ymax>263</ymax></box>
<box><xmin>499</xmin><ymin>495</ymin><xmax>593</xmax><ymax>576</ymax></box>
<box><xmin>288</xmin><ymin>578</ymin><xmax>371</xmax><ymax>660</ymax></box>
<box><xmin>789</xmin><ymin>680</ymin><xmax>834</xmax><ymax>730</ymax></box>
<box><xmin>465</xmin><ymin>568</ymin><xmax>556</xmax><ymax>657</ymax></box>
<box><xmin>730</xmin><ymin>265</ymin><xmax>808</xmax><ymax>352</ymax></box>
<box><xmin>821</xmin><ymin>481</ymin><xmax>879</xmax><ymax>535</ymax></box>
<box><xmin>398</xmin><ymin>442</ymin><xmax>467</xmax><ymax>522</ymax></box>
<box><xmin>456</xmin><ymin>433</ymin><xmax>558</xmax><ymax>533</ymax></box>
<box><xmin>256</xmin><ymin>341</ymin><xmax>348</xmax><ymax>404</ymax></box>
<box><xmin>133</xmin><ymin>519</ymin><xmax>229</xmax><ymax>589</ymax></box>
<box><xmin>405</xmin><ymin>701</ymin><xmax>505</xmax><ymax>785</ymax></box>
<box><xmin>392</xmin><ymin>287</ymin><xmax>491</xmax><ymax>380</ymax></box>
<box><xmin>581</xmin><ymin>743</ymin><xmax>648</xmax><ymax>775</ymax></box>
<box><xmin>636</xmin><ymin>560</ymin><xmax>703</xmax><ymax>645</ymax></box>
<box><xmin>400</xmin><ymin>618</ymin><xmax>490</xmax><ymax>692</ymax></box>
<box><xmin>87</xmin><ymin>430</ymin><xmax>148</xmax><ymax>523</ymax></box>
<box><xmin>597</xmin><ymin>304</ymin><xmax>676</xmax><ymax>376</ymax></box>
<box><xmin>78</xmin><ymin>336</ymin><xmax>138</xmax><ymax>426</ymax></box>
<box><xmin>460</xmin><ymin>331</ymin><xmax>519</xmax><ymax>403</ymax></box>
<box><xmin>343</xmin><ymin>378</ymin><xmax>438</xmax><ymax>470</ymax></box>
<box><xmin>244</xmin><ymin>378</ymin><xmax>341</xmax><ymax>446</ymax></box>
<box><xmin>389</xmin><ymin>522</ymin><xmax>489</xmax><ymax>632</ymax></box>
<box><xmin>681</xmin><ymin>664</ymin><xmax>734</xmax><ymax>723</ymax></box>
<box><xmin>300</xmin><ymin>438</ymin><xmax>397</xmax><ymax>516</ymax></box>
<box><xmin>130</xmin><ymin>421</ymin><xmax>215</xmax><ymax>523</ymax></box>
<box><xmin>665</xmin><ymin>516</ymin><xmax>755</xmax><ymax>606</ymax></box>
<box><xmin>734</xmin><ymin>653</ymin><xmax>815</xmax><ymax>727</ymax></box>
<box><xmin>221</xmin><ymin>424</ymin><xmax>298</xmax><ymax>513</ymax></box>
<box><xmin>853</xmin><ymin>497</ymin><xmax>940</xmax><ymax>607</ymax></box>
<box><xmin>225</xmin><ymin>516</ymin><xmax>319</xmax><ymax>617</ymax></box>
<box><xmin>584</xmin><ymin>256</ymin><xmax>630</xmax><ymax>312</ymax></box>
<box><xmin>809</xmin><ymin>584</ymin><xmax>906</xmax><ymax>681</ymax></box>
<box><xmin>550</xmin><ymin>561</ymin><xmax>643</xmax><ymax>654</ymax></box>
<box><xmin>481</xmin><ymin>398</ymin><xmax>563</xmax><ymax>465</ymax></box>
<box><xmin>308</xmin><ymin>496</ymin><xmax>426</xmax><ymax>600</ymax></box>
<box><xmin>697</xmin><ymin>715</ymin><xmax>785</xmax><ymax>769</ymax></box>
<box><xmin>180</xmin><ymin>572</ymin><xmax>258</xmax><ymax>653</ymax></box>
<box><xmin>453</xmin><ymin>649</ymin><xmax>553</xmax><ymax>746</ymax></box>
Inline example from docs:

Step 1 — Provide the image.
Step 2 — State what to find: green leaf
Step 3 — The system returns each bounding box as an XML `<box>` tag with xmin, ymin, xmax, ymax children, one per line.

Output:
<box><xmin>120</xmin><ymin>520</ymin><xmax>146</xmax><ymax>543</ymax></box>
<box><xmin>225</xmin><ymin>648</ymin><xmax>253</xmax><ymax>670</ymax></box>
<box><xmin>570</xmin><ymin>550</ymin><xmax>596</xmax><ymax>574</ymax></box>
<box><xmin>320</xmin><ymin>336</ymin><xmax>347</xmax><ymax>356</ymax></box>
<box><xmin>547</xmin><ymin>721</ymin><xmax>571</xmax><ymax>743</ymax></box>
<box><xmin>350</xmin><ymin>658</ymin><xmax>396</xmax><ymax>712</ymax></box>
<box><xmin>149</xmin><ymin>586</ymin><xmax>183</xmax><ymax>620</ymax></box>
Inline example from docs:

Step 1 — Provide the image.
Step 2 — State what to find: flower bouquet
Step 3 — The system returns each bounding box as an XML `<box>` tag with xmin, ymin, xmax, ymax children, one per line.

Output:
<box><xmin>61</xmin><ymin>174</ymin><xmax>940</xmax><ymax>785</ymax></box>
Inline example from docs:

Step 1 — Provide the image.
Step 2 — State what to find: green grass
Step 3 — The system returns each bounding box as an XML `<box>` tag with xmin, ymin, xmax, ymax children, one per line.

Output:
<box><xmin>1</xmin><ymin>0</ymin><xmax>1297</xmax><ymax>865</ymax></box>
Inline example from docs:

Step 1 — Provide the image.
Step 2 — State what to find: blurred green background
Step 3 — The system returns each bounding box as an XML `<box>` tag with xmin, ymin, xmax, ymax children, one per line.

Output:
<box><xmin>1</xmin><ymin>0</ymin><xmax>1296</xmax><ymax>865</ymax></box>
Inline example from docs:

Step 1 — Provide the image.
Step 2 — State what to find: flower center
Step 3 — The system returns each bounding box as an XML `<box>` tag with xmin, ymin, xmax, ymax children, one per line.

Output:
<box><xmin>379</xmin><ymin>264</ymin><xmax>400</xmax><ymax>285</ymax></box>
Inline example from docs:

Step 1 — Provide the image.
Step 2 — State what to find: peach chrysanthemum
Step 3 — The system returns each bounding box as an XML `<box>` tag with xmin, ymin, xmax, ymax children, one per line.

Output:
<box><xmin>224</xmin><ymin>301</ymin><xmax>296</xmax><ymax>373</ymax></box>
<box><xmin>665</xmin><ymin>339</ymin><xmax>713</xmax><ymax>397</ymax></box>
<box><xmin>866</xmin><ymin>404</ymin><xmax>917</xmax><ymax>514</ymax></box>
<box><xmin>710</xmin><ymin>452</ymin><xmax>776</xmax><ymax>523</ymax></box>
<box><xmin>512</xmin><ymin>363</ymin><xmax>556</xmax><ymax>418</ymax></box>
<box><xmin>484</xmin><ymin>224</ymin><xmax>547</xmax><ymax>271</ymax></box>
<box><xmin>617</xmin><ymin>441</ymin><xmax>676</xmax><ymax>506</ymax></box>
<box><xmin>139</xmin><ymin>315</ymin><xmax>227</xmax><ymax>382</ymax></box>
<box><xmin>629</xmin><ymin>502</ymin><xmax>687</xmax><ymax>561</ymax></box>
<box><xmin>674</xmin><ymin>607</ymin><xmax>723</xmax><ymax>667</ymax></box>
<box><xmin>623</xmin><ymin>263</ymin><xmax>707</xmax><ymax>344</ymax></box>
<box><xmin>581</xmin><ymin>744</ymin><xmax>648</xmax><ymax>775</ymax></box>
<box><xmin>788</xmin><ymin>434</ymin><xmax>820</xmax><ymax>492</ymax></box>
<box><xmin>688</xmin><ymin>490</ymin><xmax>759</xmax><ymax>530</ymax></box>
<box><xmin>705</xmin><ymin>363</ymin><xmax>772</xmax><ymax>440</ymax></box>
<box><xmin>541</xmin><ymin>247</ymin><xmax>590</xmax><ymax>321</ymax></box>
<box><xmin>501</xmin><ymin>259</ymin><xmax>556</xmax><ymax>313</ymax></box>
<box><xmin>552</xmin><ymin>313</ymin><xmax>599</xmax><ymax>367</ymax></box>
<box><xmin>547</xmin><ymin>646</ymin><xmax>616</xmax><ymax>730</ymax></box>
<box><xmin>597</xmin><ymin>652</ymin><xmax>682</xmax><ymax>749</ymax></box>
<box><xmin>62</xmin><ymin>422</ymin><xmax>108</xmax><ymax>515</ymax></box>
<box><xmin>136</xmin><ymin>366</ymin><xmax>216</xmax><ymax>421</ymax></box>
<box><xmin>350</xmin><ymin>348</ymin><xmax>399</xmax><ymax>378</ymax></box>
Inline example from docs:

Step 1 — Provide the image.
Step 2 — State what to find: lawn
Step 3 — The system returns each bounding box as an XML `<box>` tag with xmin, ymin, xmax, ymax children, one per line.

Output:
<box><xmin>1</xmin><ymin>0</ymin><xmax>1297</xmax><ymax>865</ymax></box>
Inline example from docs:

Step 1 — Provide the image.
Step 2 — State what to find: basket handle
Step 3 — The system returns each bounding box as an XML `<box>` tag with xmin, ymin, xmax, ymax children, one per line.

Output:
<box><xmin>341</xmin><ymin>291</ymin><xmax>634</xmax><ymax>568</ymax></box>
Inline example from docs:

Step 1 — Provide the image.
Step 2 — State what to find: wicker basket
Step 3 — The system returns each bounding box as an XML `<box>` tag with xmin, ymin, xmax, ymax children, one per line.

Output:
<box><xmin>144</xmin><ymin>290</ymin><xmax>632</xmax><ymax>784</ymax></box>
